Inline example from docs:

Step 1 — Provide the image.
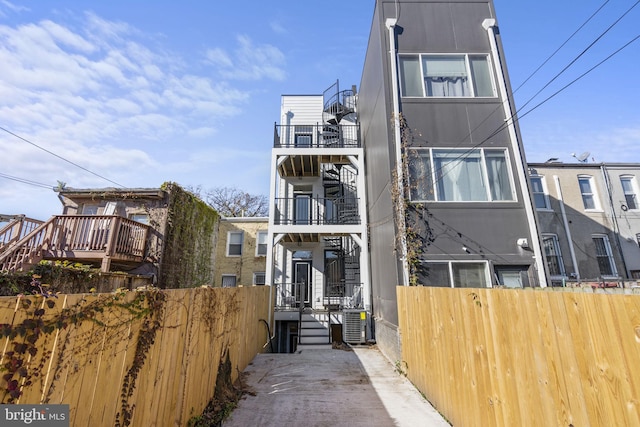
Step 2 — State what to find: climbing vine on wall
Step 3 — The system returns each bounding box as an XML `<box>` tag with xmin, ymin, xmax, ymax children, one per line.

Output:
<box><xmin>160</xmin><ymin>182</ymin><xmax>220</xmax><ymax>288</ymax></box>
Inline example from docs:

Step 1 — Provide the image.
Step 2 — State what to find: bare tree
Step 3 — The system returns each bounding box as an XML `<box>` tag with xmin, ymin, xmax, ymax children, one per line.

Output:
<box><xmin>204</xmin><ymin>187</ymin><xmax>268</xmax><ymax>217</ymax></box>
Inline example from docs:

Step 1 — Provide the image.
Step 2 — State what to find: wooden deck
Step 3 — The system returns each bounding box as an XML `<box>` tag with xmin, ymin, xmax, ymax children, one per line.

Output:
<box><xmin>0</xmin><ymin>215</ymin><xmax>150</xmax><ymax>272</ymax></box>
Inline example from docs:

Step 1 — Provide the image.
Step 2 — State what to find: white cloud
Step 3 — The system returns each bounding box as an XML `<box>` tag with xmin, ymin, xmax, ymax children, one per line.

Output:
<box><xmin>205</xmin><ymin>34</ymin><xmax>286</xmax><ymax>81</ymax></box>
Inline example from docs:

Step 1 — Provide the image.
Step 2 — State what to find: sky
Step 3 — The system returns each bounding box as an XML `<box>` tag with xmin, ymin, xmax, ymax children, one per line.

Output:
<box><xmin>0</xmin><ymin>0</ymin><xmax>638</xmax><ymax>221</ymax></box>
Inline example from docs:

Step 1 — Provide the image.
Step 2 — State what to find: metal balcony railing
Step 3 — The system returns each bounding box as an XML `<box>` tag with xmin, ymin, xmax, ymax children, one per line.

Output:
<box><xmin>273</xmin><ymin>123</ymin><xmax>360</xmax><ymax>148</ymax></box>
<box><xmin>274</xmin><ymin>197</ymin><xmax>360</xmax><ymax>225</ymax></box>
<box><xmin>273</xmin><ymin>281</ymin><xmax>363</xmax><ymax>310</ymax></box>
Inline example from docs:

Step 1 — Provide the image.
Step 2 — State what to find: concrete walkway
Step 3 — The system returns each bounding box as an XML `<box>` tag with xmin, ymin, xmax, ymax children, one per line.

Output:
<box><xmin>224</xmin><ymin>346</ymin><xmax>450</xmax><ymax>427</ymax></box>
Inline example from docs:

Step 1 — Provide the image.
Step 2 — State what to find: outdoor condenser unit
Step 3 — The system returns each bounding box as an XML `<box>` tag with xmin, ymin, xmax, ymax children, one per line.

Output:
<box><xmin>343</xmin><ymin>310</ymin><xmax>367</xmax><ymax>344</ymax></box>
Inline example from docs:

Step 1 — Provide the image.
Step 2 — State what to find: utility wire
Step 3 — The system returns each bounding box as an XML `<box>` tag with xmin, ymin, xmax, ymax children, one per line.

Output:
<box><xmin>0</xmin><ymin>126</ymin><xmax>126</xmax><ymax>188</ymax></box>
<box><xmin>0</xmin><ymin>172</ymin><xmax>53</xmax><ymax>189</ymax></box>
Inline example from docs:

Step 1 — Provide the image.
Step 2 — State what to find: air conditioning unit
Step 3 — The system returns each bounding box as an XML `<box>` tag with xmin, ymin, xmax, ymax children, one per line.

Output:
<box><xmin>343</xmin><ymin>310</ymin><xmax>367</xmax><ymax>344</ymax></box>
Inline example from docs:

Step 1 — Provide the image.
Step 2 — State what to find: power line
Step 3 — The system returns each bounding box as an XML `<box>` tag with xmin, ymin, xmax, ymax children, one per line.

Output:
<box><xmin>0</xmin><ymin>126</ymin><xmax>126</xmax><ymax>188</ymax></box>
<box><xmin>0</xmin><ymin>172</ymin><xmax>53</xmax><ymax>189</ymax></box>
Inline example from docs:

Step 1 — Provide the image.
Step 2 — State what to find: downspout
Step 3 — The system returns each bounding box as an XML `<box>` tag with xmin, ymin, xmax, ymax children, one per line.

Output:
<box><xmin>483</xmin><ymin>19</ymin><xmax>548</xmax><ymax>287</ymax></box>
<box><xmin>553</xmin><ymin>176</ymin><xmax>580</xmax><ymax>281</ymax></box>
<box><xmin>386</xmin><ymin>18</ymin><xmax>409</xmax><ymax>287</ymax></box>
<box><xmin>601</xmin><ymin>164</ymin><xmax>628</xmax><ymax>279</ymax></box>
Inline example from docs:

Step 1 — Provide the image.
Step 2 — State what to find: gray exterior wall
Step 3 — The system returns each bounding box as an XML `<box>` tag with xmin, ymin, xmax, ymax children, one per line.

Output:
<box><xmin>359</xmin><ymin>0</ymin><xmax>542</xmax><ymax>357</ymax></box>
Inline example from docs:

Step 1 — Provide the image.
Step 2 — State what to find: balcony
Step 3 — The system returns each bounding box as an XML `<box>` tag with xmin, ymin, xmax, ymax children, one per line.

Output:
<box><xmin>274</xmin><ymin>197</ymin><xmax>360</xmax><ymax>226</ymax></box>
<box><xmin>0</xmin><ymin>215</ymin><xmax>150</xmax><ymax>272</ymax></box>
<box><xmin>273</xmin><ymin>124</ymin><xmax>359</xmax><ymax>149</ymax></box>
<box><xmin>274</xmin><ymin>281</ymin><xmax>363</xmax><ymax>310</ymax></box>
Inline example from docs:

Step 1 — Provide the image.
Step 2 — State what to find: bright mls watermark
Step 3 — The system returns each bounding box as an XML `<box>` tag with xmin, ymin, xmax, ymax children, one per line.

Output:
<box><xmin>1</xmin><ymin>405</ymin><xmax>69</xmax><ymax>426</ymax></box>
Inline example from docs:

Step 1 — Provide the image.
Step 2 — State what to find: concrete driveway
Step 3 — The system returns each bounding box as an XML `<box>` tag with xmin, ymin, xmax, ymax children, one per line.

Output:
<box><xmin>224</xmin><ymin>346</ymin><xmax>450</xmax><ymax>427</ymax></box>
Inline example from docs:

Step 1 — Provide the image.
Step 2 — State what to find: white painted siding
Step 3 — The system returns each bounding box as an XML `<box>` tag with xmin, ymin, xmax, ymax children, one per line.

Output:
<box><xmin>281</xmin><ymin>96</ymin><xmax>324</xmax><ymax>125</ymax></box>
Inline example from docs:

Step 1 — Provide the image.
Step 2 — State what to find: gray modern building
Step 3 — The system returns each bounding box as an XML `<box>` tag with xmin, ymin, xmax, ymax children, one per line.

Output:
<box><xmin>358</xmin><ymin>0</ymin><xmax>546</xmax><ymax>360</ymax></box>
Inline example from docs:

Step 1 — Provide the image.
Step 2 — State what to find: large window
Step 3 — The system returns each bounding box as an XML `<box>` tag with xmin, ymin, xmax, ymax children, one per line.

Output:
<box><xmin>255</xmin><ymin>231</ymin><xmax>268</xmax><ymax>256</ymax></box>
<box><xmin>399</xmin><ymin>54</ymin><xmax>495</xmax><ymax>98</ymax></box>
<box><xmin>420</xmin><ymin>261</ymin><xmax>489</xmax><ymax>288</ymax></box>
<box><xmin>226</xmin><ymin>231</ymin><xmax>243</xmax><ymax>256</ymax></box>
<box><xmin>592</xmin><ymin>235</ymin><xmax>617</xmax><ymax>277</ymax></box>
<box><xmin>578</xmin><ymin>176</ymin><xmax>599</xmax><ymax>210</ymax></box>
<box><xmin>620</xmin><ymin>176</ymin><xmax>638</xmax><ymax>210</ymax></box>
<box><xmin>408</xmin><ymin>148</ymin><xmax>515</xmax><ymax>202</ymax></box>
<box><xmin>542</xmin><ymin>235</ymin><xmax>565</xmax><ymax>277</ymax></box>
<box><xmin>530</xmin><ymin>176</ymin><xmax>550</xmax><ymax>209</ymax></box>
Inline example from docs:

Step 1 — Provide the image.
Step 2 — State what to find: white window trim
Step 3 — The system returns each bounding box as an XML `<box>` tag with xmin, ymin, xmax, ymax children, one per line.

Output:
<box><xmin>226</xmin><ymin>231</ymin><xmax>244</xmax><ymax>257</ymax></box>
<box><xmin>255</xmin><ymin>231</ymin><xmax>268</xmax><ymax>257</ymax></box>
<box><xmin>399</xmin><ymin>53</ymin><xmax>497</xmax><ymax>98</ymax></box>
<box><xmin>541</xmin><ymin>234</ymin><xmax>566</xmax><ymax>278</ymax></box>
<box><xmin>221</xmin><ymin>274</ymin><xmax>237</xmax><ymax>288</ymax></box>
<box><xmin>253</xmin><ymin>272</ymin><xmax>266</xmax><ymax>286</ymax></box>
<box><xmin>620</xmin><ymin>175</ymin><xmax>639</xmax><ymax>211</ymax></box>
<box><xmin>530</xmin><ymin>175</ymin><xmax>552</xmax><ymax>211</ymax></box>
<box><xmin>408</xmin><ymin>147</ymin><xmax>517</xmax><ymax>203</ymax></box>
<box><xmin>578</xmin><ymin>175</ymin><xmax>602</xmax><ymax>211</ymax></box>
<box><xmin>592</xmin><ymin>234</ymin><xmax>618</xmax><ymax>279</ymax></box>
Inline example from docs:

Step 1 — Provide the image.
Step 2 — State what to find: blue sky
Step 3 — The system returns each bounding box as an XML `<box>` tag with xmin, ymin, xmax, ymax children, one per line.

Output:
<box><xmin>0</xmin><ymin>0</ymin><xmax>638</xmax><ymax>220</ymax></box>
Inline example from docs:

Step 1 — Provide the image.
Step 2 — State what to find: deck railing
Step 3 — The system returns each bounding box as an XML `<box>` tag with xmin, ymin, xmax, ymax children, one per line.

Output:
<box><xmin>0</xmin><ymin>215</ymin><xmax>150</xmax><ymax>272</ymax></box>
<box><xmin>273</xmin><ymin>281</ymin><xmax>363</xmax><ymax>310</ymax></box>
<box><xmin>274</xmin><ymin>197</ymin><xmax>360</xmax><ymax>225</ymax></box>
<box><xmin>0</xmin><ymin>216</ymin><xmax>44</xmax><ymax>250</ymax></box>
<box><xmin>273</xmin><ymin>123</ymin><xmax>359</xmax><ymax>148</ymax></box>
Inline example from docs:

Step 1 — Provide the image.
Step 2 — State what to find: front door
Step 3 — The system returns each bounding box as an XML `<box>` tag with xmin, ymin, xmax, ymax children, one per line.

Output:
<box><xmin>293</xmin><ymin>260</ymin><xmax>312</xmax><ymax>306</ymax></box>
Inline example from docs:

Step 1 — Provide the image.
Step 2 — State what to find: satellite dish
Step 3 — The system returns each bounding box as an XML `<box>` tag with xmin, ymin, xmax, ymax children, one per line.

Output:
<box><xmin>571</xmin><ymin>152</ymin><xmax>590</xmax><ymax>163</ymax></box>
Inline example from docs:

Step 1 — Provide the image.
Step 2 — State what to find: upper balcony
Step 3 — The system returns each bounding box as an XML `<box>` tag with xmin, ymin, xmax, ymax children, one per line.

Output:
<box><xmin>273</xmin><ymin>124</ymin><xmax>359</xmax><ymax>149</ymax></box>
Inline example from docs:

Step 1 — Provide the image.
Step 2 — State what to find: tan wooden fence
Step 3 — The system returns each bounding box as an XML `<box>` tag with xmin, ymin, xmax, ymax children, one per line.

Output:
<box><xmin>0</xmin><ymin>286</ymin><xmax>271</xmax><ymax>426</ymax></box>
<box><xmin>397</xmin><ymin>287</ymin><xmax>640</xmax><ymax>427</ymax></box>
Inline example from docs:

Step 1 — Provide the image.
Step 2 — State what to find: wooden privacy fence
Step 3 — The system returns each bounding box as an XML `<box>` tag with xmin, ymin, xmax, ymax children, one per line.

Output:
<box><xmin>397</xmin><ymin>287</ymin><xmax>640</xmax><ymax>427</ymax></box>
<box><xmin>0</xmin><ymin>286</ymin><xmax>271</xmax><ymax>426</ymax></box>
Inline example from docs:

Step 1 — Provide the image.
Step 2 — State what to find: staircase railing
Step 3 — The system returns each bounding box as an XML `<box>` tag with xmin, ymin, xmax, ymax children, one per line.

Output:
<box><xmin>0</xmin><ymin>215</ymin><xmax>44</xmax><ymax>251</ymax></box>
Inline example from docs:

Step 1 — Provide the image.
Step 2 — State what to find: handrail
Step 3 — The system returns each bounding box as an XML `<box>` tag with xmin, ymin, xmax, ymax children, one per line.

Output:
<box><xmin>273</xmin><ymin>197</ymin><xmax>360</xmax><ymax>225</ymax></box>
<box><xmin>0</xmin><ymin>215</ymin><xmax>150</xmax><ymax>272</ymax></box>
<box><xmin>273</xmin><ymin>123</ymin><xmax>360</xmax><ymax>148</ymax></box>
<box><xmin>0</xmin><ymin>216</ymin><xmax>45</xmax><ymax>250</ymax></box>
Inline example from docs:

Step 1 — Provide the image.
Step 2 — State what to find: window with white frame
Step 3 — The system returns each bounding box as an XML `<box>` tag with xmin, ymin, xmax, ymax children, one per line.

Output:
<box><xmin>253</xmin><ymin>272</ymin><xmax>266</xmax><ymax>286</ymax></box>
<box><xmin>399</xmin><ymin>54</ymin><xmax>495</xmax><ymax>98</ymax></box>
<box><xmin>226</xmin><ymin>231</ymin><xmax>243</xmax><ymax>256</ymax></box>
<box><xmin>255</xmin><ymin>231</ymin><xmax>268</xmax><ymax>256</ymax></box>
<box><xmin>128</xmin><ymin>213</ymin><xmax>149</xmax><ymax>225</ymax></box>
<box><xmin>620</xmin><ymin>176</ymin><xmax>638</xmax><ymax>210</ymax></box>
<box><xmin>221</xmin><ymin>275</ymin><xmax>237</xmax><ymax>287</ymax></box>
<box><xmin>542</xmin><ymin>235</ymin><xmax>565</xmax><ymax>277</ymax></box>
<box><xmin>408</xmin><ymin>148</ymin><xmax>515</xmax><ymax>202</ymax></box>
<box><xmin>420</xmin><ymin>261</ymin><xmax>490</xmax><ymax>288</ymax></box>
<box><xmin>578</xmin><ymin>176</ymin><xmax>599</xmax><ymax>210</ymax></box>
<box><xmin>530</xmin><ymin>176</ymin><xmax>550</xmax><ymax>210</ymax></box>
<box><xmin>592</xmin><ymin>235</ymin><xmax>617</xmax><ymax>277</ymax></box>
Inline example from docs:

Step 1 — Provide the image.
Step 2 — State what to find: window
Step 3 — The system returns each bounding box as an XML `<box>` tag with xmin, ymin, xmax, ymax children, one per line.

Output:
<box><xmin>592</xmin><ymin>235</ymin><xmax>617</xmax><ymax>277</ymax></box>
<box><xmin>530</xmin><ymin>176</ymin><xmax>550</xmax><ymax>209</ymax></box>
<box><xmin>542</xmin><ymin>235</ymin><xmax>565</xmax><ymax>277</ymax></box>
<box><xmin>578</xmin><ymin>176</ymin><xmax>598</xmax><ymax>210</ymax></box>
<box><xmin>294</xmin><ymin>125</ymin><xmax>313</xmax><ymax>147</ymax></box>
<box><xmin>253</xmin><ymin>272</ymin><xmax>266</xmax><ymax>286</ymax></box>
<box><xmin>408</xmin><ymin>148</ymin><xmax>514</xmax><ymax>202</ymax></box>
<box><xmin>221</xmin><ymin>275</ymin><xmax>237</xmax><ymax>288</ymax></box>
<box><xmin>226</xmin><ymin>231</ymin><xmax>243</xmax><ymax>256</ymax></box>
<box><xmin>620</xmin><ymin>176</ymin><xmax>638</xmax><ymax>210</ymax></box>
<box><xmin>420</xmin><ymin>262</ymin><xmax>489</xmax><ymax>288</ymax></box>
<box><xmin>399</xmin><ymin>54</ymin><xmax>495</xmax><ymax>98</ymax></box>
<box><xmin>256</xmin><ymin>231</ymin><xmax>268</xmax><ymax>256</ymax></box>
<box><xmin>129</xmin><ymin>213</ymin><xmax>149</xmax><ymax>225</ymax></box>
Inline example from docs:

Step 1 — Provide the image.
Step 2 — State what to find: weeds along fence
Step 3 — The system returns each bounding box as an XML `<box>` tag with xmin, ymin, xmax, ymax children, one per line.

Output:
<box><xmin>397</xmin><ymin>287</ymin><xmax>640</xmax><ymax>427</ymax></box>
<box><xmin>0</xmin><ymin>286</ymin><xmax>271</xmax><ymax>426</ymax></box>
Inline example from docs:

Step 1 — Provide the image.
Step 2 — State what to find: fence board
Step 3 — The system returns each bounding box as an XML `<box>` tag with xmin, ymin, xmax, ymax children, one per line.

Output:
<box><xmin>397</xmin><ymin>287</ymin><xmax>640</xmax><ymax>427</ymax></box>
<box><xmin>0</xmin><ymin>286</ymin><xmax>270</xmax><ymax>426</ymax></box>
